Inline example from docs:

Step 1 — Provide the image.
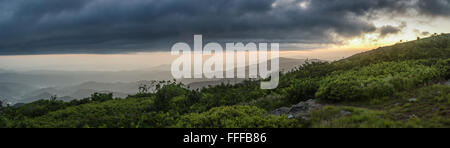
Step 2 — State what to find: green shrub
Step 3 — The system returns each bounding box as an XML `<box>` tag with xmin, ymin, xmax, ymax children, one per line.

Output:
<box><xmin>90</xmin><ymin>93</ymin><xmax>114</xmax><ymax>102</ymax></box>
<box><xmin>0</xmin><ymin>116</ymin><xmax>8</xmax><ymax>128</ymax></box>
<box><xmin>8</xmin><ymin>100</ymin><xmax>67</xmax><ymax>118</ymax></box>
<box><xmin>154</xmin><ymin>83</ymin><xmax>188</xmax><ymax>112</ymax></box>
<box><xmin>284</xmin><ymin>78</ymin><xmax>319</xmax><ymax>104</ymax></box>
<box><xmin>190</xmin><ymin>81</ymin><xmax>267</xmax><ymax>112</ymax></box>
<box><xmin>288</xmin><ymin>61</ymin><xmax>337</xmax><ymax>78</ymax></box>
<box><xmin>138</xmin><ymin>112</ymin><xmax>178</xmax><ymax>128</ymax></box>
<box><xmin>316</xmin><ymin>61</ymin><xmax>442</xmax><ymax>102</ymax></box>
<box><xmin>435</xmin><ymin>59</ymin><xmax>450</xmax><ymax>79</ymax></box>
<box><xmin>10</xmin><ymin>98</ymin><xmax>154</xmax><ymax>128</ymax></box>
<box><xmin>175</xmin><ymin>106</ymin><xmax>303</xmax><ymax>128</ymax></box>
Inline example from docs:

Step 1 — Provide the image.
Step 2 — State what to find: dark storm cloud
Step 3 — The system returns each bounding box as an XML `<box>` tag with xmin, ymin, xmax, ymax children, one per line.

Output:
<box><xmin>413</xmin><ymin>29</ymin><xmax>432</xmax><ymax>37</ymax></box>
<box><xmin>0</xmin><ymin>0</ymin><xmax>449</xmax><ymax>55</ymax></box>
<box><xmin>379</xmin><ymin>26</ymin><xmax>402</xmax><ymax>37</ymax></box>
<box><xmin>378</xmin><ymin>22</ymin><xmax>407</xmax><ymax>37</ymax></box>
<box><xmin>416</xmin><ymin>0</ymin><xmax>450</xmax><ymax>16</ymax></box>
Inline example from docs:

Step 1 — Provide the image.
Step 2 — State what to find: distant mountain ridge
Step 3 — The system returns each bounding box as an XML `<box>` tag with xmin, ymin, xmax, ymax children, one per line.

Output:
<box><xmin>0</xmin><ymin>57</ymin><xmax>312</xmax><ymax>104</ymax></box>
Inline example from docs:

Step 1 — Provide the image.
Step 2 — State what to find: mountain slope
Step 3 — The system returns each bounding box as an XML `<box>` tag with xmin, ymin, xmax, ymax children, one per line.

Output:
<box><xmin>336</xmin><ymin>34</ymin><xmax>450</xmax><ymax>68</ymax></box>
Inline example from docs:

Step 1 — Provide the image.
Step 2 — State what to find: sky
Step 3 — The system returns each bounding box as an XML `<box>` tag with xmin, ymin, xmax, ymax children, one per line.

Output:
<box><xmin>0</xmin><ymin>0</ymin><xmax>450</xmax><ymax>71</ymax></box>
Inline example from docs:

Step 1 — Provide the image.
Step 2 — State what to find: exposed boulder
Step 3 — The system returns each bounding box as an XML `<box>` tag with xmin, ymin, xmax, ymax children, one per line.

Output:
<box><xmin>271</xmin><ymin>99</ymin><xmax>322</xmax><ymax>120</ymax></box>
<box><xmin>339</xmin><ymin>110</ymin><xmax>352</xmax><ymax>116</ymax></box>
<box><xmin>446</xmin><ymin>80</ymin><xmax>450</xmax><ymax>86</ymax></box>
<box><xmin>408</xmin><ymin>98</ymin><xmax>417</xmax><ymax>103</ymax></box>
<box><xmin>270</xmin><ymin>107</ymin><xmax>290</xmax><ymax>116</ymax></box>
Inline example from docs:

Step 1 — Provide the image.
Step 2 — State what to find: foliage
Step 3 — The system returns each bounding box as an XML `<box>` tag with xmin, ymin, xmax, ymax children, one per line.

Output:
<box><xmin>154</xmin><ymin>82</ymin><xmax>188</xmax><ymax>112</ymax></box>
<box><xmin>316</xmin><ymin>60</ymin><xmax>443</xmax><ymax>102</ymax></box>
<box><xmin>283</xmin><ymin>78</ymin><xmax>319</xmax><ymax>104</ymax></box>
<box><xmin>190</xmin><ymin>80</ymin><xmax>267</xmax><ymax>112</ymax></box>
<box><xmin>0</xmin><ymin>99</ymin><xmax>5</xmax><ymax>114</ymax></box>
<box><xmin>435</xmin><ymin>58</ymin><xmax>450</xmax><ymax>79</ymax></box>
<box><xmin>175</xmin><ymin>106</ymin><xmax>303</xmax><ymax>128</ymax></box>
<box><xmin>286</xmin><ymin>61</ymin><xmax>337</xmax><ymax>79</ymax></box>
<box><xmin>4</xmin><ymin>100</ymin><xmax>67</xmax><ymax>119</ymax></box>
<box><xmin>90</xmin><ymin>93</ymin><xmax>114</xmax><ymax>102</ymax></box>
<box><xmin>335</xmin><ymin>34</ymin><xmax>450</xmax><ymax>69</ymax></box>
<box><xmin>137</xmin><ymin>112</ymin><xmax>178</xmax><ymax>128</ymax></box>
<box><xmin>0</xmin><ymin>116</ymin><xmax>7</xmax><ymax>128</ymax></box>
<box><xmin>9</xmin><ymin>98</ymin><xmax>154</xmax><ymax>128</ymax></box>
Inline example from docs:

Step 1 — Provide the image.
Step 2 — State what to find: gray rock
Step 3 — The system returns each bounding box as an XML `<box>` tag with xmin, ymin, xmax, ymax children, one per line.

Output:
<box><xmin>339</xmin><ymin>110</ymin><xmax>352</xmax><ymax>116</ymax></box>
<box><xmin>408</xmin><ymin>98</ymin><xmax>417</xmax><ymax>102</ymax></box>
<box><xmin>270</xmin><ymin>107</ymin><xmax>290</xmax><ymax>116</ymax></box>
<box><xmin>287</xmin><ymin>115</ymin><xmax>295</xmax><ymax>119</ymax></box>
<box><xmin>446</xmin><ymin>80</ymin><xmax>450</xmax><ymax>86</ymax></box>
<box><xmin>271</xmin><ymin>99</ymin><xmax>322</xmax><ymax>120</ymax></box>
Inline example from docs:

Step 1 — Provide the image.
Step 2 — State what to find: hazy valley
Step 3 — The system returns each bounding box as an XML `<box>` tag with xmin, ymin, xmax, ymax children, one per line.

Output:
<box><xmin>0</xmin><ymin>57</ymin><xmax>313</xmax><ymax>104</ymax></box>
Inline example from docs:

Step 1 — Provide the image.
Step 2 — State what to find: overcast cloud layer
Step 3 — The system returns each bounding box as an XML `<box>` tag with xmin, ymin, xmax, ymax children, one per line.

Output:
<box><xmin>0</xmin><ymin>0</ymin><xmax>449</xmax><ymax>55</ymax></box>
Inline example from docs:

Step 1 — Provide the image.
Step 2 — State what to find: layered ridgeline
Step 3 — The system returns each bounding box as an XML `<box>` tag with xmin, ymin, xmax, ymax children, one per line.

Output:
<box><xmin>1</xmin><ymin>34</ymin><xmax>449</xmax><ymax>128</ymax></box>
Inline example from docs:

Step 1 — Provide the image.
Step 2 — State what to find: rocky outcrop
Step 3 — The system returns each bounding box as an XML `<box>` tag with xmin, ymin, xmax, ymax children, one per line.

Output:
<box><xmin>271</xmin><ymin>107</ymin><xmax>291</xmax><ymax>116</ymax></box>
<box><xmin>270</xmin><ymin>99</ymin><xmax>322</xmax><ymax>120</ymax></box>
<box><xmin>408</xmin><ymin>98</ymin><xmax>417</xmax><ymax>103</ymax></box>
<box><xmin>446</xmin><ymin>80</ymin><xmax>450</xmax><ymax>86</ymax></box>
<box><xmin>339</xmin><ymin>110</ymin><xmax>352</xmax><ymax>116</ymax></box>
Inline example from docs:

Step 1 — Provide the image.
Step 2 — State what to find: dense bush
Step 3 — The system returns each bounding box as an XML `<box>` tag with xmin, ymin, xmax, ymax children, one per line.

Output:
<box><xmin>175</xmin><ymin>106</ymin><xmax>303</xmax><ymax>128</ymax></box>
<box><xmin>5</xmin><ymin>100</ymin><xmax>67</xmax><ymax>118</ymax></box>
<box><xmin>90</xmin><ymin>93</ymin><xmax>114</xmax><ymax>102</ymax></box>
<box><xmin>0</xmin><ymin>116</ymin><xmax>7</xmax><ymax>128</ymax></box>
<box><xmin>137</xmin><ymin>112</ymin><xmax>178</xmax><ymax>128</ymax></box>
<box><xmin>9</xmin><ymin>98</ymin><xmax>154</xmax><ymax>128</ymax></box>
<box><xmin>190</xmin><ymin>81</ymin><xmax>267</xmax><ymax>112</ymax></box>
<box><xmin>435</xmin><ymin>59</ymin><xmax>450</xmax><ymax>79</ymax></box>
<box><xmin>283</xmin><ymin>78</ymin><xmax>319</xmax><ymax>104</ymax></box>
<box><xmin>316</xmin><ymin>61</ymin><xmax>442</xmax><ymax>102</ymax></box>
<box><xmin>287</xmin><ymin>62</ymin><xmax>337</xmax><ymax>79</ymax></box>
<box><xmin>154</xmin><ymin>83</ymin><xmax>188</xmax><ymax>112</ymax></box>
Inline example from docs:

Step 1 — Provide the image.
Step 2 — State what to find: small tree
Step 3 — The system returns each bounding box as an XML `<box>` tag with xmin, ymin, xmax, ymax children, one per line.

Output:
<box><xmin>0</xmin><ymin>99</ymin><xmax>5</xmax><ymax>114</ymax></box>
<box><xmin>0</xmin><ymin>99</ymin><xmax>3</xmax><ymax>110</ymax></box>
<box><xmin>138</xmin><ymin>84</ymin><xmax>149</xmax><ymax>93</ymax></box>
<box><xmin>50</xmin><ymin>95</ymin><xmax>57</xmax><ymax>101</ymax></box>
<box><xmin>138</xmin><ymin>80</ymin><xmax>162</xmax><ymax>94</ymax></box>
<box><xmin>154</xmin><ymin>82</ymin><xmax>187</xmax><ymax>112</ymax></box>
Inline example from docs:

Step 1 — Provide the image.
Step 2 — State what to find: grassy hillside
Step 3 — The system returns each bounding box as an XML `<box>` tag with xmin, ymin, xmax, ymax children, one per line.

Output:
<box><xmin>336</xmin><ymin>34</ymin><xmax>450</xmax><ymax>68</ymax></box>
<box><xmin>1</xmin><ymin>34</ymin><xmax>449</xmax><ymax>128</ymax></box>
